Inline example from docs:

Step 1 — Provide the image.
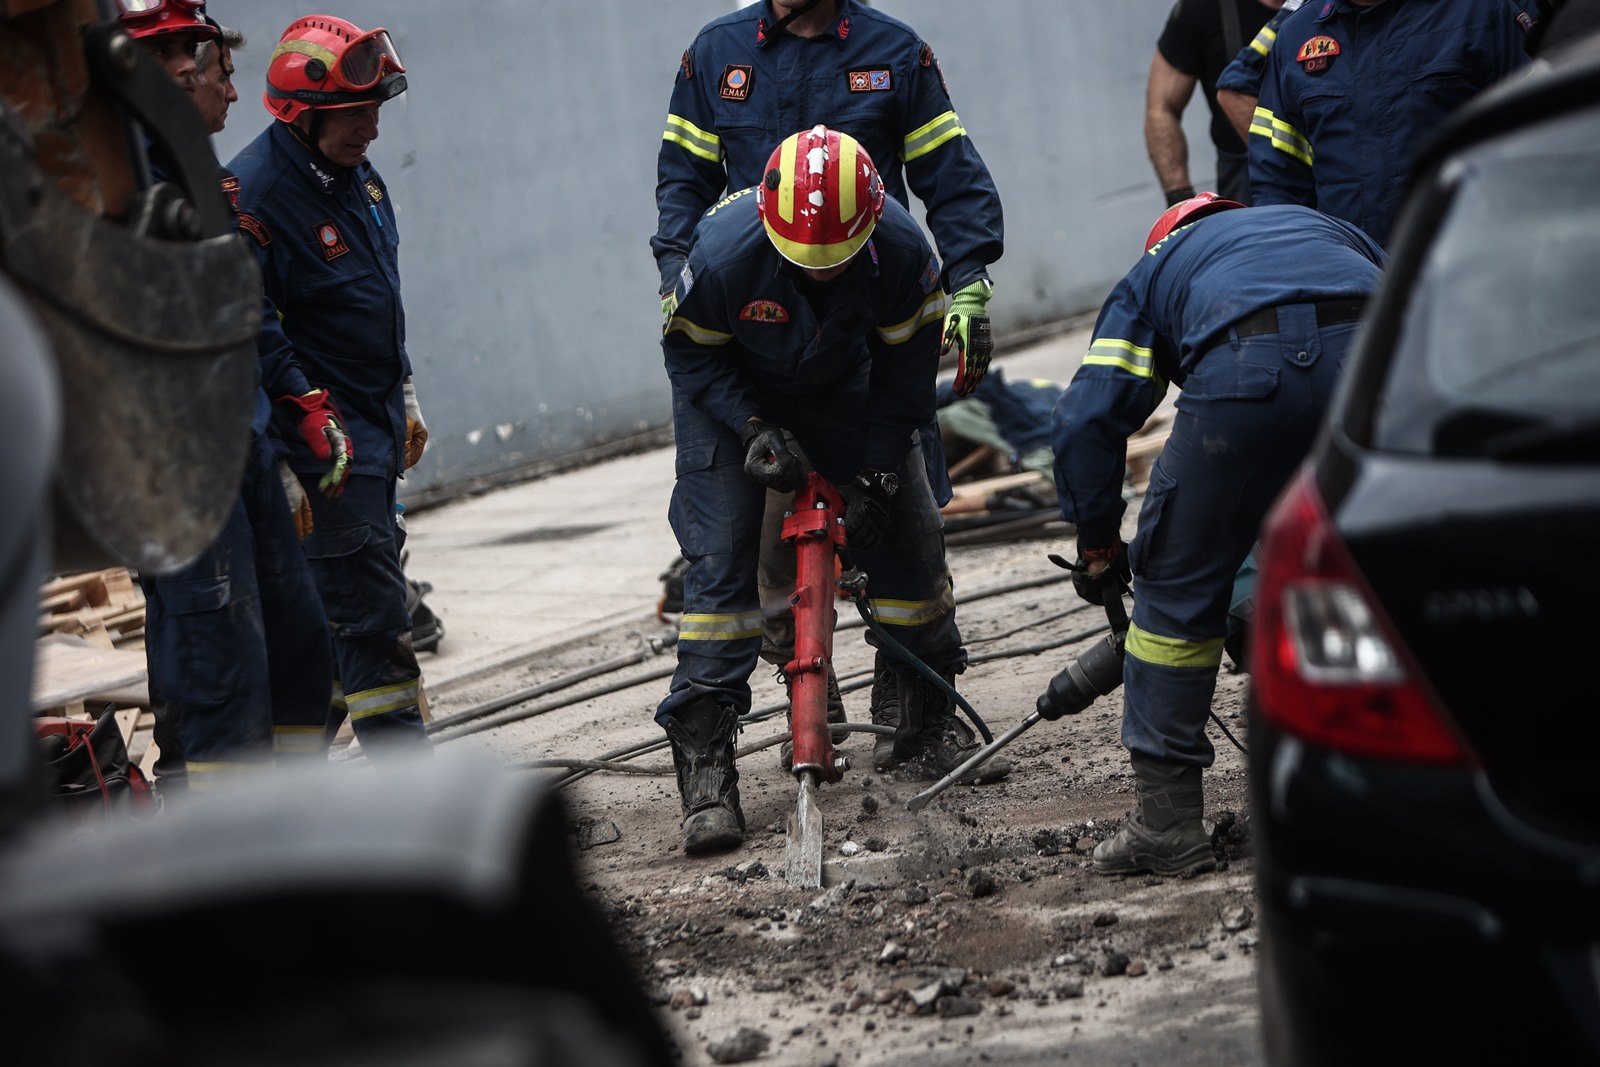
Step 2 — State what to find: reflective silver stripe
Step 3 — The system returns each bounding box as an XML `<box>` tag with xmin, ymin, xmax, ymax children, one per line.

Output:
<box><xmin>679</xmin><ymin>610</ymin><xmax>764</xmax><ymax>641</ymax></box>
<box><xmin>903</xmin><ymin>110</ymin><xmax>965</xmax><ymax>162</ymax></box>
<box><xmin>1125</xmin><ymin>622</ymin><xmax>1225</xmax><ymax>669</ymax></box>
<box><xmin>1083</xmin><ymin>338</ymin><xmax>1155</xmax><ymax>378</ymax></box>
<box><xmin>666</xmin><ymin>317</ymin><xmax>734</xmax><ymax>345</ymax></box>
<box><xmin>878</xmin><ymin>290</ymin><xmax>950</xmax><ymax>344</ymax></box>
<box><xmin>1250</xmin><ymin>106</ymin><xmax>1313</xmax><ymax>167</ymax></box>
<box><xmin>345</xmin><ymin>679</ymin><xmax>420</xmax><ymax>721</ymax></box>
<box><xmin>273</xmin><ymin>726</ymin><xmax>324</xmax><ymax>755</ymax></box>
<box><xmin>867</xmin><ymin>587</ymin><xmax>956</xmax><ymax>627</ymax></box>
<box><xmin>663</xmin><ymin>113</ymin><xmax>722</xmax><ymax>164</ymax></box>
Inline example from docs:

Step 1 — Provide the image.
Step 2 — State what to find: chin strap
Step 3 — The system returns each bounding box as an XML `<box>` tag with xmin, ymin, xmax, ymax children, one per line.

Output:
<box><xmin>763</xmin><ymin>0</ymin><xmax>827</xmax><ymax>39</ymax></box>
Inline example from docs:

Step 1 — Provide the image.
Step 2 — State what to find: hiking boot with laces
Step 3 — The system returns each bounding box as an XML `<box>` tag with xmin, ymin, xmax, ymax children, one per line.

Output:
<box><xmin>1092</xmin><ymin>753</ymin><xmax>1216</xmax><ymax>877</ymax></box>
<box><xmin>663</xmin><ymin>699</ymin><xmax>745</xmax><ymax>854</ymax></box>
<box><xmin>777</xmin><ymin>662</ymin><xmax>847</xmax><ymax>770</ymax></box>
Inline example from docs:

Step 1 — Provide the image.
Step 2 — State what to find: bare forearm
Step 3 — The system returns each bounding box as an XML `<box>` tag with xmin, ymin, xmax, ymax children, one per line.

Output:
<box><xmin>1218</xmin><ymin>89</ymin><xmax>1257</xmax><ymax>147</ymax></box>
<box><xmin>1145</xmin><ymin>109</ymin><xmax>1192</xmax><ymax>199</ymax></box>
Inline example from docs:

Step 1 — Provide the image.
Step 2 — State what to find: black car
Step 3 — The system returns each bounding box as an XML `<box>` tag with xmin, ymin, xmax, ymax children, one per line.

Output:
<box><xmin>1246</xmin><ymin>32</ymin><xmax>1600</xmax><ymax>1067</ymax></box>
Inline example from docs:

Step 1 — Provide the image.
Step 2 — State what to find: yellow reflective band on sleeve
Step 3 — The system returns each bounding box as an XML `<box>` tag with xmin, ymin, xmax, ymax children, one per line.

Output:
<box><xmin>1125</xmin><ymin>622</ymin><xmax>1225</xmax><ymax>669</ymax></box>
<box><xmin>187</xmin><ymin>761</ymin><xmax>271</xmax><ymax>792</ymax></box>
<box><xmin>866</xmin><ymin>586</ymin><xmax>957</xmax><ymax>628</ymax></box>
<box><xmin>345</xmin><ymin>679</ymin><xmax>421</xmax><ymax>721</ymax></box>
<box><xmin>1251</xmin><ymin>106</ymin><xmax>1313</xmax><ymax>167</ymax></box>
<box><xmin>1084</xmin><ymin>338</ymin><xmax>1155</xmax><ymax>378</ymax></box>
<box><xmin>1249</xmin><ymin>24</ymin><xmax>1277</xmax><ymax>56</ymax></box>
<box><xmin>272</xmin><ymin>726</ymin><xmax>325</xmax><ymax>755</ymax></box>
<box><xmin>903</xmin><ymin>111</ymin><xmax>966</xmax><ymax>163</ymax></box>
<box><xmin>679</xmin><ymin>610</ymin><xmax>764</xmax><ymax>642</ymax></box>
<box><xmin>665</xmin><ymin>317</ymin><xmax>734</xmax><ymax>345</ymax></box>
<box><xmin>877</xmin><ymin>290</ymin><xmax>950</xmax><ymax>344</ymax></box>
<box><xmin>331</xmin><ymin>679</ymin><xmax>347</xmax><ymax>712</ymax></box>
<box><xmin>663</xmin><ymin>114</ymin><xmax>723</xmax><ymax>164</ymax></box>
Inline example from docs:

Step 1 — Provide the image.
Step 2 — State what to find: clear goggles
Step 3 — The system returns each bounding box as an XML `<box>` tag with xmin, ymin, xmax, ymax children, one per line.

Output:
<box><xmin>332</xmin><ymin>28</ymin><xmax>405</xmax><ymax>92</ymax></box>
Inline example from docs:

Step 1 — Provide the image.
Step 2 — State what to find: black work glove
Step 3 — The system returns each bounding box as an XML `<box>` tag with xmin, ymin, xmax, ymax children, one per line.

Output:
<box><xmin>739</xmin><ymin>418</ymin><xmax>805</xmax><ymax>492</ymax></box>
<box><xmin>839</xmin><ymin>468</ymin><xmax>898</xmax><ymax>550</ymax></box>
<box><xmin>1071</xmin><ymin>541</ymin><xmax>1131</xmax><ymax>605</ymax></box>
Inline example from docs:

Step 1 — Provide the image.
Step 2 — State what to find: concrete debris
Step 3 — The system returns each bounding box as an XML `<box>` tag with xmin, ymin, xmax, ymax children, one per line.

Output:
<box><xmin>1220</xmin><ymin>903</ymin><xmax>1254</xmax><ymax>932</ymax></box>
<box><xmin>575</xmin><ymin>816</ymin><xmax>621</xmax><ymax>849</ymax></box>
<box><xmin>706</xmin><ymin>1026</ymin><xmax>770</xmax><ymax>1064</ymax></box>
<box><xmin>966</xmin><ymin>868</ymin><xmax>998</xmax><ymax>897</ymax></box>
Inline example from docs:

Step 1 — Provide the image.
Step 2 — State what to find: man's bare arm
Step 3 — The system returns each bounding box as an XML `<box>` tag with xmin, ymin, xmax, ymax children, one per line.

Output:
<box><xmin>1218</xmin><ymin>87</ymin><xmax>1258</xmax><ymax>147</ymax></box>
<box><xmin>1145</xmin><ymin>50</ymin><xmax>1199</xmax><ymax>204</ymax></box>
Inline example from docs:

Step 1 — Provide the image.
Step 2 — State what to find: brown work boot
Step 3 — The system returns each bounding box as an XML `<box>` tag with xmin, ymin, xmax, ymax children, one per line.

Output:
<box><xmin>777</xmin><ymin>662</ymin><xmax>848</xmax><ymax>770</ymax></box>
<box><xmin>1092</xmin><ymin>753</ymin><xmax>1215</xmax><ymax>877</ymax></box>
<box><xmin>663</xmin><ymin>700</ymin><xmax>745</xmax><ymax>855</ymax></box>
<box><xmin>892</xmin><ymin>667</ymin><xmax>1012</xmax><ymax>785</ymax></box>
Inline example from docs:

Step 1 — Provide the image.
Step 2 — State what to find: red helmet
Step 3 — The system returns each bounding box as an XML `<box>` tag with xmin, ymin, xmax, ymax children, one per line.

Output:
<box><xmin>116</xmin><ymin>0</ymin><xmax>219</xmax><ymax>42</ymax></box>
<box><xmin>758</xmin><ymin>125</ymin><xmax>886</xmax><ymax>270</ymax></box>
<box><xmin>1145</xmin><ymin>192</ymin><xmax>1247</xmax><ymax>251</ymax></box>
<box><xmin>264</xmin><ymin>15</ymin><xmax>407</xmax><ymax>123</ymax></box>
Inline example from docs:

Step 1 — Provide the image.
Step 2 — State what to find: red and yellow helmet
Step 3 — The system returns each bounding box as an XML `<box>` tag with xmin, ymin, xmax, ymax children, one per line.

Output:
<box><xmin>1145</xmin><ymin>191</ymin><xmax>1246</xmax><ymax>251</ymax></box>
<box><xmin>758</xmin><ymin>125</ymin><xmax>886</xmax><ymax>270</ymax></box>
<box><xmin>115</xmin><ymin>0</ymin><xmax>219</xmax><ymax>42</ymax></box>
<box><xmin>264</xmin><ymin>15</ymin><xmax>407</xmax><ymax>123</ymax></box>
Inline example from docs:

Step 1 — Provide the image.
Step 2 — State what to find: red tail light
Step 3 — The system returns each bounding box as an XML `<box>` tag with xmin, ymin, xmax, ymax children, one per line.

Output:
<box><xmin>1252</xmin><ymin>468</ymin><xmax>1471</xmax><ymax>765</ymax></box>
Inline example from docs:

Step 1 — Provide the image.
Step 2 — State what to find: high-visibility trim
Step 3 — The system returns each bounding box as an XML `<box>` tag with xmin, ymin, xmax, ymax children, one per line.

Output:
<box><xmin>272</xmin><ymin>38</ymin><xmax>340</xmax><ymax>72</ymax></box>
<box><xmin>866</xmin><ymin>587</ymin><xmax>956</xmax><ymax>627</ymax></box>
<box><xmin>1125</xmin><ymin>622</ymin><xmax>1225</xmax><ymax>669</ymax></box>
<box><xmin>331</xmin><ymin>680</ymin><xmax>347</xmax><ymax>711</ymax></box>
<box><xmin>1251</xmin><ymin>106</ymin><xmax>1313</xmax><ymax>167</ymax></box>
<box><xmin>665</xmin><ymin>317</ymin><xmax>734</xmax><ymax>345</ymax></box>
<box><xmin>663</xmin><ymin>113</ymin><xmax>722</xmax><ymax>164</ymax></box>
<box><xmin>766</xmin><ymin>227</ymin><xmax>874</xmax><ymax>269</ymax></box>
<box><xmin>1248</xmin><ymin>24</ymin><xmax>1277</xmax><ymax>56</ymax></box>
<box><xmin>1084</xmin><ymin>338</ymin><xmax>1156</xmax><ymax>378</ymax></box>
<box><xmin>777</xmin><ymin>133</ymin><xmax>798</xmax><ymax>223</ymax></box>
<box><xmin>838</xmin><ymin>136</ymin><xmax>858</xmax><ymax>228</ymax></box>
<box><xmin>903</xmin><ymin>111</ymin><xmax>965</xmax><ymax>162</ymax></box>
<box><xmin>878</xmin><ymin>290</ymin><xmax>950</xmax><ymax>344</ymax></box>
<box><xmin>679</xmin><ymin>610</ymin><xmax>764</xmax><ymax>642</ymax></box>
<box><xmin>273</xmin><ymin>726</ymin><xmax>325</xmax><ymax>755</ymax></box>
<box><xmin>345</xmin><ymin>679</ymin><xmax>420</xmax><ymax>721</ymax></box>
<box><xmin>187</xmin><ymin>761</ymin><xmax>270</xmax><ymax>791</ymax></box>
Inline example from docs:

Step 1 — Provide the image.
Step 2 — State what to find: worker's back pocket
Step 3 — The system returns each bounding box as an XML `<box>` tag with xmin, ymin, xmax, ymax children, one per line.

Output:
<box><xmin>1177</xmin><ymin>359</ymin><xmax>1279</xmax><ymax>412</ymax></box>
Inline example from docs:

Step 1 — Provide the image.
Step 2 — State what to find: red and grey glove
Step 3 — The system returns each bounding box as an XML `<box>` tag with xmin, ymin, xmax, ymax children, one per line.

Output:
<box><xmin>1071</xmin><ymin>540</ymin><xmax>1131</xmax><ymax>606</ymax></box>
<box><xmin>942</xmin><ymin>279</ymin><xmax>994</xmax><ymax>397</ymax></box>
<box><xmin>278</xmin><ymin>389</ymin><xmax>353</xmax><ymax>498</ymax></box>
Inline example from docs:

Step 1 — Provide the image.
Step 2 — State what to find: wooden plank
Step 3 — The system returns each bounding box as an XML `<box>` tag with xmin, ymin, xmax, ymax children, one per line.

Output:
<box><xmin>946</xmin><ymin>470</ymin><xmax>1048</xmax><ymax>501</ymax></box>
<box><xmin>31</xmin><ymin>633</ymin><xmax>148</xmax><ymax>712</ymax></box>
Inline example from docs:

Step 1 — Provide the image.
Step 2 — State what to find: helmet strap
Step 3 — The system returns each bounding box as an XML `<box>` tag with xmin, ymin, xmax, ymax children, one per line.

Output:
<box><xmin>766</xmin><ymin>0</ymin><xmax>828</xmax><ymax>36</ymax></box>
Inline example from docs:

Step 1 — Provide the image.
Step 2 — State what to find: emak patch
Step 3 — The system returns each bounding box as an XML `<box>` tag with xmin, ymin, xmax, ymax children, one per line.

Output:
<box><xmin>720</xmin><ymin>64</ymin><xmax>753</xmax><ymax>101</ymax></box>
<box><xmin>848</xmin><ymin>69</ymin><xmax>892</xmax><ymax>93</ymax></box>
<box><xmin>1297</xmin><ymin>35</ymin><xmax>1340</xmax><ymax>74</ymax></box>
<box><xmin>740</xmin><ymin>299</ymin><xmax>789</xmax><ymax>323</ymax></box>
<box><xmin>315</xmin><ymin>219</ymin><xmax>349</xmax><ymax>261</ymax></box>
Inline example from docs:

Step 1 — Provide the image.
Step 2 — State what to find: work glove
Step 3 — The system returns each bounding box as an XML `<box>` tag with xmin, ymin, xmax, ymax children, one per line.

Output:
<box><xmin>1071</xmin><ymin>540</ymin><xmax>1131</xmax><ymax>606</ymax></box>
<box><xmin>661</xmin><ymin>290</ymin><xmax>678</xmax><ymax>331</ymax></box>
<box><xmin>839</xmin><ymin>468</ymin><xmax>898</xmax><ymax>551</ymax></box>
<box><xmin>739</xmin><ymin>418</ymin><xmax>806</xmax><ymax>492</ymax></box>
<box><xmin>1164</xmin><ymin>184</ymin><xmax>1197</xmax><ymax>207</ymax></box>
<box><xmin>278</xmin><ymin>388</ymin><xmax>353</xmax><ymax>498</ymax></box>
<box><xmin>279</xmin><ymin>460</ymin><xmax>314</xmax><ymax>540</ymax></box>
<box><xmin>942</xmin><ymin>279</ymin><xmax>994</xmax><ymax>398</ymax></box>
<box><xmin>402</xmin><ymin>378</ymin><xmax>427</xmax><ymax>470</ymax></box>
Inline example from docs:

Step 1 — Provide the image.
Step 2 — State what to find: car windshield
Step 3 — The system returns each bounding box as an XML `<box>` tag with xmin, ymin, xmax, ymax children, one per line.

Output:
<box><xmin>1372</xmin><ymin>107</ymin><xmax>1600</xmax><ymax>458</ymax></box>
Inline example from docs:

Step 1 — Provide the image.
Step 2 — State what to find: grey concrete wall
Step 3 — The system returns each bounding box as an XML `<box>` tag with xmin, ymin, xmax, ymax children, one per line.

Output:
<box><xmin>208</xmin><ymin>1</ymin><xmax>1213</xmax><ymax>507</ymax></box>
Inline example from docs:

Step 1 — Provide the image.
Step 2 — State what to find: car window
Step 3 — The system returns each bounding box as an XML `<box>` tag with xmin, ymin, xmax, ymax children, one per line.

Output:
<box><xmin>1372</xmin><ymin>107</ymin><xmax>1600</xmax><ymax>458</ymax></box>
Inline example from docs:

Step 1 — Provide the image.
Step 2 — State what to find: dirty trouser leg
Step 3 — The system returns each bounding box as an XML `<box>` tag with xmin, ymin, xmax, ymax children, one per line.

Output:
<box><xmin>298</xmin><ymin>472</ymin><xmax>429</xmax><ymax>759</ymax></box>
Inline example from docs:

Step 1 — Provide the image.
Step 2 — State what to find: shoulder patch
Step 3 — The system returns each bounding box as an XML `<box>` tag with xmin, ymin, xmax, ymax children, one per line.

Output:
<box><xmin>920</xmin><ymin>256</ymin><xmax>940</xmax><ymax>295</ymax></box>
<box><xmin>219</xmin><ymin>174</ymin><xmax>241</xmax><ymax>212</ymax></box>
<box><xmin>933</xmin><ymin>56</ymin><xmax>950</xmax><ymax>99</ymax></box>
<box><xmin>681</xmin><ymin>49</ymin><xmax>693</xmax><ymax>80</ymax></box>
<box><xmin>237</xmin><ymin>212</ymin><xmax>271</xmax><ymax>246</ymax></box>
<box><xmin>920</xmin><ymin>42</ymin><xmax>934</xmax><ymax>68</ymax></box>
<box><xmin>740</xmin><ymin>300</ymin><xmax>790</xmax><ymax>323</ymax></box>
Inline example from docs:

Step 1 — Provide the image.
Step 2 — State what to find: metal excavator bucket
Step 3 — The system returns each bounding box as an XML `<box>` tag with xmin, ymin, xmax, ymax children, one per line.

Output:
<box><xmin>0</xmin><ymin>2</ymin><xmax>259</xmax><ymax>575</ymax></box>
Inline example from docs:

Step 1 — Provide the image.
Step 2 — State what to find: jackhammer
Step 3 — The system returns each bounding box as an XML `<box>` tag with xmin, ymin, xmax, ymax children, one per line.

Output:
<box><xmin>906</xmin><ymin>554</ymin><xmax>1130</xmax><ymax>812</ymax></box>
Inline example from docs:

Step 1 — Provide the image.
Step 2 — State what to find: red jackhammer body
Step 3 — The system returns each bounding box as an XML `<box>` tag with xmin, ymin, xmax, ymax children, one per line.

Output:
<box><xmin>781</xmin><ymin>471</ymin><xmax>847</xmax><ymax>784</ymax></box>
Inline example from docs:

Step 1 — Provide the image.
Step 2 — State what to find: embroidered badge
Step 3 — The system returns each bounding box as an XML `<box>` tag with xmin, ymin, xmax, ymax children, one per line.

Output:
<box><xmin>740</xmin><ymin>299</ymin><xmax>790</xmax><ymax>323</ymax></box>
<box><xmin>681</xmin><ymin>49</ymin><xmax>693</xmax><ymax>80</ymax></box>
<box><xmin>238</xmin><ymin>212</ymin><xmax>270</xmax><ymax>247</ymax></box>
<box><xmin>364</xmin><ymin>178</ymin><xmax>383</xmax><ymax>203</ymax></box>
<box><xmin>933</xmin><ymin>57</ymin><xmax>951</xmax><ymax>98</ymax></box>
<box><xmin>315</xmin><ymin>219</ymin><xmax>349</xmax><ymax>261</ymax></box>
<box><xmin>720</xmin><ymin>64</ymin><xmax>753</xmax><ymax>101</ymax></box>
<box><xmin>920</xmin><ymin>256</ymin><xmax>940</xmax><ymax>296</ymax></box>
<box><xmin>919</xmin><ymin>42</ymin><xmax>933</xmax><ymax>68</ymax></box>
<box><xmin>679</xmin><ymin>262</ymin><xmax>695</xmax><ymax>300</ymax></box>
<box><xmin>848</xmin><ymin>70</ymin><xmax>892</xmax><ymax>93</ymax></box>
<box><xmin>838</xmin><ymin>17</ymin><xmax>850</xmax><ymax>40</ymax></box>
<box><xmin>219</xmin><ymin>174</ymin><xmax>240</xmax><ymax>211</ymax></box>
<box><xmin>1297</xmin><ymin>35</ymin><xmax>1341</xmax><ymax>74</ymax></box>
<box><xmin>1517</xmin><ymin>11</ymin><xmax>1535</xmax><ymax>31</ymax></box>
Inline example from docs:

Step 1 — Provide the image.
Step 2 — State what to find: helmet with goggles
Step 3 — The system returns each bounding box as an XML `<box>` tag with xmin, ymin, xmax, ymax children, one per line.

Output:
<box><xmin>757</xmin><ymin>125</ymin><xmax>885</xmax><ymax>270</ymax></box>
<box><xmin>1145</xmin><ymin>191</ymin><xmax>1246</xmax><ymax>251</ymax></box>
<box><xmin>116</xmin><ymin>0</ymin><xmax>220</xmax><ymax>42</ymax></box>
<box><xmin>264</xmin><ymin>15</ymin><xmax>406</xmax><ymax>123</ymax></box>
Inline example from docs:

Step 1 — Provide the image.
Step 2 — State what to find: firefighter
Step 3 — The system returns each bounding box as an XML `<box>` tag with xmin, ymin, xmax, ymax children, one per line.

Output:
<box><xmin>1215</xmin><ymin>0</ymin><xmax>1307</xmax><ymax>146</ymax></box>
<box><xmin>652</xmin><ymin>0</ymin><xmax>1004</xmax><ymax>771</ymax></box>
<box><xmin>229</xmin><ymin>14</ymin><xmax>431</xmax><ymax>758</ymax></box>
<box><xmin>1245</xmin><ymin>0</ymin><xmax>1532</xmax><ymax>247</ymax></box>
<box><xmin>659</xmin><ymin>126</ymin><xmax>1011</xmax><ymax>855</ymax></box>
<box><xmin>193</xmin><ymin>15</ymin><xmax>244</xmax><ymax>136</ymax></box>
<box><xmin>122</xmin><ymin>1</ymin><xmax>342</xmax><ymax>791</ymax></box>
<box><xmin>1052</xmin><ymin>194</ymin><xmax>1386</xmax><ymax>876</ymax></box>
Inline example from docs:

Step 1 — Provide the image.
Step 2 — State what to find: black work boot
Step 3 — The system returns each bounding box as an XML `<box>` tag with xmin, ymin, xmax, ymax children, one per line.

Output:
<box><xmin>892</xmin><ymin>668</ymin><xmax>1013</xmax><ymax>784</ymax></box>
<box><xmin>1093</xmin><ymin>753</ymin><xmax>1216</xmax><ymax>877</ymax></box>
<box><xmin>869</xmin><ymin>653</ymin><xmax>902</xmax><ymax>772</ymax></box>
<box><xmin>663</xmin><ymin>700</ymin><xmax>746</xmax><ymax>855</ymax></box>
<box><xmin>777</xmin><ymin>662</ymin><xmax>848</xmax><ymax>770</ymax></box>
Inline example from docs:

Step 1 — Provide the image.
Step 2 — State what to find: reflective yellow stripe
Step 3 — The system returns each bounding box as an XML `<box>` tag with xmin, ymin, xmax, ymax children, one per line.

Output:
<box><xmin>187</xmin><ymin>761</ymin><xmax>271</xmax><ymax>791</ymax></box>
<box><xmin>663</xmin><ymin>114</ymin><xmax>722</xmax><ymax>164</ymax></box>
<box><xmin>778</xmin><ymin>133</ymin><xmax>798</xmax><ymax>223</ymax></box>
<box><xmin>345</xmin><ymin>679</ymin><xmax>420</xmax><ymax>721</ymax></box>
<box><xmin>867</xmin><ymin>587</ymin><xmax>956</xmax><ymax>627</ymax></box>
<box><xmin>665</xmin><ymin>317</ymin><xmax>734</xmax><ymax>345</ymax></box>
<box><xmin>1251</xmin><ymin>106</ymin><xmax>1313</xmax><ymax>167</ymax></box>
<box><xmin>331</xmin><ymin>680</ymin><xmax>347</xmax><ymax>712</ymax></box>
<box><xmin>877</xmin><ymin>290</ymin><xmax>950</xmax><ymax>344</ymax></box>
<box><xmin>903</xmin><ymin>111</ymin><xmax>965</xmax><ymax>162</ymax></box>
<box><xmin>271</xmin><ymin>39</ymin><xmax>339</xmax><ymax>70</ymax></box>
<box><xmin>273</xmin><ymin>726</ymin><xmax>325</xmax><ymax>755</ymax></box>
<box><xmin>1249</xmin><ymin>25</ymin><xmax>1277</xmax><ymax>56</ymax></box>
<box><xmin>1084</xmin><ymin>338</ymin><xmax>1155</xmax><ymax>378</ymax></box>
<box><xmin>838</xmin><ymin>135</ymin><xmax>858</xmax><ymax>226</ymax></box>
<box><xmin>1125</xmin><ymin>622</ymin><xmax>1225</xmax><ymax>669</ymax></box>
<box><xmin>680</xmin><ymin>610</ymin><xmax>763</xmax><ymax>641</ymax></box>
